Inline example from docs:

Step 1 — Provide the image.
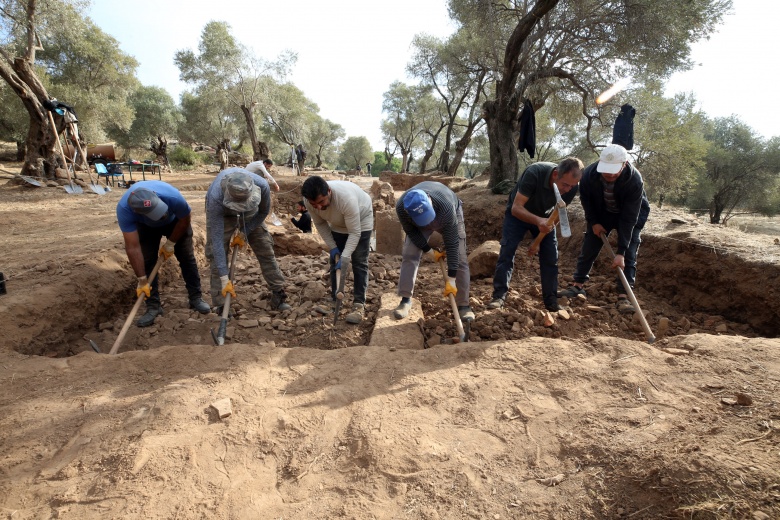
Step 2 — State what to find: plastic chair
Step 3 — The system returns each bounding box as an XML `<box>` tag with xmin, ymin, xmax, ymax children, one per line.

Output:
<box><xmin>95</xmin><ymin>162</ymin><xmax>125</xmax><ymax>187</ymax></box>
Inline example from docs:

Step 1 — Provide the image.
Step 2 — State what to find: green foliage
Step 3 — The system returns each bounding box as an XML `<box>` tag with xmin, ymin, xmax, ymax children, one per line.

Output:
<box><xmin>372</xmin><ymin>151</ymin><xmax>401</xmax><ymax>173</ymax></box>
<box><xmin>338</xmin><ymin>137</ymin><xmax>373</xmax><ymax>169</ymax></box>
<box><xmin>309</xmin><ymin>117</ymin><xmax>344</xmax><ymax>168</ymax></box>
<box><xmin>116</xmin><ymin>86</ymin><xmax>181</xmax><ymax>149</ymax></box>
<box><xmin>178</xmin><ymin>91</ymin><xmax>239</xmax><ymax>147</ymax></box>
<box><xmin>261</xmin><ymin>80</ymin><xmax>319</xmax><ymax>147</ymax></box>
<box><xmin>168</xmin><ymin>146</ymin><xmax>204</xmax><ymax>168</ymax></box>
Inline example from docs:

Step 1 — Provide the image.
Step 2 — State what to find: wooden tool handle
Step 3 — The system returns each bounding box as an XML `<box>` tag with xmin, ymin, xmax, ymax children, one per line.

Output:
<box><xmin>528</xmin><ymin>208</ymin><xmax>559</xmax><ymax>256</ymax></box>
<box><xmin>438</xmin><ymin>257</ymin><xmax>465</xmax><ymax>341</ymax></box>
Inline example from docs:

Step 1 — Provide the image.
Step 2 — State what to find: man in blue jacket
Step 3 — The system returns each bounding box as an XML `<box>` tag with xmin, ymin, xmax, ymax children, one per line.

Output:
<box><xmin>558</xmin><ymin>144</ymin><xmax>650</xmax><ymax>313</ymax></box>
<box><xmin>116</xmin><ymin>181</ymin><xmax>211</xmax><ymax>327</ymax></box>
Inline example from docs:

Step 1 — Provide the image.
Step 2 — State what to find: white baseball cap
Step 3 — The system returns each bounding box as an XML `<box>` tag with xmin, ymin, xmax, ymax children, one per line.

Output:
<box><xmin>597</xmin><ymin>144</ymin><xmax>628</xmax><ymax>174</ymax></box>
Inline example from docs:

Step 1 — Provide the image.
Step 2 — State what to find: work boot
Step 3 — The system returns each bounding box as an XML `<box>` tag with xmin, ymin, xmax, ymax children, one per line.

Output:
<box><xmin>393</xmin><ymin>299</ymin><xmax>411</xmax><ymax>319</ymax></box>
<box><xmin>313</xmin><ymin>301</ymin><xmax>335</xmax><ymax>315</ymax></box>
<box><xmin>557</xmin><ymin>285</ymin><xmax>586</xmax><ymax>298</ymax></box>
<box><xmin>616</xmin><ymin>296</ymin><xmax>635</xmax><ymax>314</ymax></box>
<box><xmin>136</xmin><ymin>304</ymin><xmax>163</xmax><ymax>327</ymax></box>
<box><xmin>458</xmin><ymin>306</ymin><xmax>475</xmax><ymax>321</ymax></box>
<box><xmin>545</xmin><ymin>302</ymin><xmax>563</xmax><ymax>312</ymax></box>
<box><xmin>271</xmin><ymin>290</ymin><xmax>292</xmax><ymax>311</ymax></box>
<box><xmin>345</xmin><ymin>303</ymin><xmax>365</xmax><ymax>324</ymax></box>
<box><xmin>189</xmin><ymin>297</ymin><xmax>211</xmax><ymax>314</ymax></box>
<box><xmin>486</xmin><ymin>297</ymin><xmax>504</xmax><ymax>310</ymax></box>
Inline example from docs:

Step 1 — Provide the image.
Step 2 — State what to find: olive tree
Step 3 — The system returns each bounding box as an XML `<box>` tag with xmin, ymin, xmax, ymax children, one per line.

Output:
<box><xmin>338</xmin><ymin>136</ymin><xmax>373</xmax><ymax>170</ymax></box>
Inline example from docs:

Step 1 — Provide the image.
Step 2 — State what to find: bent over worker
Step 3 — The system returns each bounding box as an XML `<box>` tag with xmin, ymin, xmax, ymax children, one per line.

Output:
<box><xmin>394</xmin><ymin>181</ymin><xmax>474</xmax><ymax>321</ymax></box>
<box><xmin>488</xmin><ymin>157</ymin><xmax>583</xmax><ymax>312</ymax></box>
<box><xmin>557</xmin><ymin>144</ymin><xmax>650</xmax><ymax>313</ymax></box>
<box><xmin>302</xmin><ymin>176</ymin><xmax>373</xmax><ymax>324</ymax></box>
<box><xmin>205</xmin><ymin>168</ymin><xmax>291</xmax><ymax>313</ymax></box>
<box><xmin>116</xmin><ymin>180</ymin><xmax>211</xmax><ymax>327</ymax></box>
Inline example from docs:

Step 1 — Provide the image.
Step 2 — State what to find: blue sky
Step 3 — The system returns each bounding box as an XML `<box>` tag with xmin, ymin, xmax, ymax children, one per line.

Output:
<box><xmin>87</xmin><ymin>0</ymin><xmax>778</xmax><ymax>152</ymax></box>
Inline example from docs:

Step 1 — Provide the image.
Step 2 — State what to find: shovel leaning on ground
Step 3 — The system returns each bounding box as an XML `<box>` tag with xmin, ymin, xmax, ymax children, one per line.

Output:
<box><xmin>600</xmin><ymin>233</ymin><xmax>655</xmax><ymax>344</ymax></box>
<box><xmin>97</xmin><ymin>255</ymin><xmax>166</xmax><ymax>355</ymax></box>
<box><xmin>437</xmin><ymin>256</ymin><xmax>467</xmax><ymax>342</ymax></box>
<box><xmin>211</xmin><ymin>241</ymin><xmax>240</xmax><ymax>346</ymax></box>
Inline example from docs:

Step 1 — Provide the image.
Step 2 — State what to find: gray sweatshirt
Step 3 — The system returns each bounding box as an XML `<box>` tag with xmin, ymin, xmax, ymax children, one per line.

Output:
<box><xmin>305</xmin><ymin>180</ymin><xmax>373</xmax><ymax>258</ymax></box>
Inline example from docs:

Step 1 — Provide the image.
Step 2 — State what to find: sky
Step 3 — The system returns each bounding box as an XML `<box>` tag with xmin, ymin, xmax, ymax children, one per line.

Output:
<box><xmin>86</xmin><ymin>0</ymin><xmax>778</xmax><ymax>153</ymax></box>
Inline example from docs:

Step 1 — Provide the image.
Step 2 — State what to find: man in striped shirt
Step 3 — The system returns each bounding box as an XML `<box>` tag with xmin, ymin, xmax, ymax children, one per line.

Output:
<box><xmin>395</xmin><ymin>182</ymin><xmax>474</xmax><ymax>321</ymax></box>
<box><xmin>557</xmin><ymin>144</ymin><xmax>650</xmax><ymax>313</ymax></box>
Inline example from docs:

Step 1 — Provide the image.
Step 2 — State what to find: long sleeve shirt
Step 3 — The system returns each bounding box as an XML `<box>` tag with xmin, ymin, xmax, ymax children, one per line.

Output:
<box><xmin>396</xmin><ymin>181</ymin><xmax>462</xmax><ymax>278</ymax></box>
<box><xmin>305</xmin><ymin>180</ymin><xmax>373</xmax><ymax>258</ymax></box>
<box><xmin>244</xmin><ymin>161</ymin><xmax>277</xmax><ymax>186</ymax></box>
<box><xmin>205</xmin><ymin>168</ymin><xmax>271</xmax><ymax>276</ymax></box>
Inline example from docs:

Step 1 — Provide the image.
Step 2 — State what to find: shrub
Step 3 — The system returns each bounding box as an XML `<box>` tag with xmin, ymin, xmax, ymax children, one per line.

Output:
<box><xmin>168</xmin><ymin>146</ymin><xmax>203</xmax><ymax>168</ymax></box>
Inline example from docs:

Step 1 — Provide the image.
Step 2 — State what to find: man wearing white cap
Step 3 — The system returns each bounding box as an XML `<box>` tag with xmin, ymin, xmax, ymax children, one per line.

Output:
<box><xmin>394</xmin><ymin>181</ymin><xmax>474</xmax><ymax>321</ymax></box>
<box><xmin>116</xmin><ymin>180</ymin><xmax>211</xmax><ymax>327</ymax></box>
<box><xmin>558</xmin><ymin>144</ymin><xmax>650</xmax><ymax>313</ymax></box>
<box><xmin>205</xmin><ymin>168</ymin><xmax>291</xmax><ymax>313</ymax></box>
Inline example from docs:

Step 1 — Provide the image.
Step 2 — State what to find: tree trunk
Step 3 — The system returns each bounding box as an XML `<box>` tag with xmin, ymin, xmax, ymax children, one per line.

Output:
<box><xmin>418</xmin><ymin>149</ymin><xmax>433</xmax><ymax>173</ymax></box>
<box><xmin>150</xmin><ymin>136</ymin><xmax>171</xmax><ymax>172</ymax></box>
<box><xmin>448</xmin><ymin>135</ymin><xmax>471</xmax><ymax>177</ymax></box>
<box><xmin>240</xmin><ymin>104</ymin><xmax>270</xmax><ymax>160</ymax></box>
<box><xmin>485</xmin><ymin>99</ymin><xmax>520</xmax><ymax>188</ymax></box>
<box><xmin>15</xmin><ymin>141</ymin><xmax>25</xmax><ymax>161</ymax></box>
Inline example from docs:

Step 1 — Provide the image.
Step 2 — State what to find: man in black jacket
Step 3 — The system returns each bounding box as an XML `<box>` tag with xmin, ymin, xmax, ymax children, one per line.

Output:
<box><xmin>291</xmin><ymin>201</ymin><xmax>312</xmax><ymax>233</ymax></box>
<box><xmin>558</xmin><ymin>144</ymin><xmax>650</xmax><ymax>313</ymax></box>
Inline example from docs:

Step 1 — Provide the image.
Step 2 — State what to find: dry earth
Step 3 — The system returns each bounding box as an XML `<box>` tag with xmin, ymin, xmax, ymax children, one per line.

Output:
<box><xmin>0</xmin><ymin>164</ymin><xmax>779</xmax><ymax>519</ymax></box>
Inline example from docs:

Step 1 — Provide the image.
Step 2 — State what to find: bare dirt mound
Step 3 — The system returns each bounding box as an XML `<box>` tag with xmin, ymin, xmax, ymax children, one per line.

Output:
<box><xmin>1</xmin><ymin>170</ymin><xmax>779</xmax><ymax>519</ymax></box>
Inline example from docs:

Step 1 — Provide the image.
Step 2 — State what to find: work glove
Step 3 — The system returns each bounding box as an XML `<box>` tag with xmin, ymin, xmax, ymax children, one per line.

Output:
<box><xmin>329</xmin><ymin>247</ymin><xmax>341</xmax><ymax>261</ymax></box>
<box><xmin>136</xmin><ymin>276</ymin><xmax>151</xmax><ymax>299</ymax></box>
<box><xmin>443</xmin><ymin>277</ymin><xmax>457</xmax><ymax>298</ymax></box>
<box><xmin>159</xmin><ymin>240</ymin><xmax>176</xmax><ymax>260</ymax></box>
<box><xmin>230</xmin><ymin>233</ymin><xmax>247</xmax><ymax>250</ymax></box>
<box><xmin>338</xmin><ymin>257</ymin><xmax>351</xmax><ymax>275</ymax></box>
<box><xmin>429</xmin><ymin>249</ymin><xmax>445</xmax><ymax>263</ymax></box>
<box><xmin>220</xmin><ymin>275</ymin><xmax>236</xmax><ymax>298</ymax></box>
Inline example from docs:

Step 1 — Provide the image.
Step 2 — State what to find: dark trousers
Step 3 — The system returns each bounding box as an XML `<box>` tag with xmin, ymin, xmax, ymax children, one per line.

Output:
<box><xmin>492</xmin><ymin>212</ymin><xmax>559</xmax><ymax>308</ymax></box>
<box><xmin>573</xmin><ymin>213</ymin><xmax>645</xmax><ymax>293</ymax></box>
<box><xmin>330</xmin><ymin>230</ymin><xmax>372</xmax><ymax>305</ymax></box>
<box><xmin>137</xmin><ymin>220</ymin><xmax>202</xmax><ymax>306</ymax></box>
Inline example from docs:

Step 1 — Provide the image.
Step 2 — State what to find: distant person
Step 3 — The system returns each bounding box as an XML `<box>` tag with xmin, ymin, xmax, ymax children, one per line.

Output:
<box><xmin>366</xmin><ymin>162</ymin><xmax>372</xmax><ymax>175</ymax></box>
<box><xmin>245</xmin><ymin>158</ymin><xmax>279</xmax><ymax>192</ymax></box>
<box><xmin>487</xmin><ymin>158</ymin><xmax>584</xmax><ymax>312</ymax></box>
<box><xmin>394</xmin><ymin>182</ymin><xmax>474</xmax><ymax>322</ymax></box>
<box><xmin>295</xmin><ymin>144</ymin><xmax>307</xmax><ymax>175</ymax></box>
<box><xmin>116</xmin><ymin>180</ymin><xmax>211</xmax><ymax>327</ymax></box>
<box><xmin>356</xmin><ymin>163</ymin><xmax>362</xmax><ymax>175</ymax></box>
<box><xmin>205</xmin><ymin>168</ymin><xmax>291</xmax><ymax>313</ymax></box>
<box><xmin>302</xmin><ymin>176</ymin><xmax>373</xmax><ymax>324</ymax></box>
<box><xmin>291</xmin><ymin>200</ymin><xmax>312</xmax><ymax>233</ymax></box>
<box><xmin>557</xmin><ymin>144</ymin><xmax>650</xmax><ymax>313</ymax></box>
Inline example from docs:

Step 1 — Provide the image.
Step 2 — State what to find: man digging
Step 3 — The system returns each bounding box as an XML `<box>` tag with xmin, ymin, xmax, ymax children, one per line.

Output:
<box><xmin>302</xmin><ymin>176</ymin><xmax>373</xmax><ymax>324</ymax></box>
<box><xmin>116</xmin><ymin>180</ymin><xmax>211</xmax><ymax>327</ymax></box>
<box><xmin>487</xmin><ymin>157</ymin><xmax>583</xmax><ymax>312</ymax></box>
<box><xmin>394</xmin><ymin>182</ymin><xmax>474</xmax><ymax>322</ymax></box>
<box><xmin>205</xmin><ymin>168</ymin><xmax>291</xmax><ymax>314</ymax></box>
<box><xmin>557</xmin><ymin>144</ymin><xmax>650</xmax><ymax>313</ymax></box>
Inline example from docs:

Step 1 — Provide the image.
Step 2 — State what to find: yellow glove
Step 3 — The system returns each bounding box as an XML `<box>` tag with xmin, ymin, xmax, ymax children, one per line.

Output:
<box><xmin>159</xmin><ymin>240</ymin><xmax>176</xmax><ymax>260</ymax></box>
<box><xmin>220</xmin><ymin>275</ymin><xmax>236</xmax><ymax>298</ymax></box>
<box><xmin>230</xmin><ymin>233</ymin><xmax>246</xmax><ymax>249</ymax></box>
<box><xmin>136</xmin><ymin>276</ymin><xmax>151</xmax><ymax>299</ymax></box>
<box><xmin>430</xmin><ymin>249</ymin><xmax>445</xmax><ymax>263</ymax></box>
<box><xmin>443</xmin><ymin>277</ymin><xmax>457</xmax><ymax>298</ymax></box>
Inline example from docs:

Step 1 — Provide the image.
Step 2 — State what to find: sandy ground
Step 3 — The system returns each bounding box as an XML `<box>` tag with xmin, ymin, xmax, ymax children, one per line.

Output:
<box><xmin>0</xmin><ymin>165</ymin><xmax>779</xmax><ymax>519</ymax></box>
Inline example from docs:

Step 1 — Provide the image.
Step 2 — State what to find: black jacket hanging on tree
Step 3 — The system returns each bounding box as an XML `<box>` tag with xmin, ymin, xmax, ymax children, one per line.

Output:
<box><xmin>612</xmin><ymin>103</ymin><xmax>635</xmax><ymax>150</ymax></box>
<box><xmin>517</xmin><ymin>98</ymin><xmax>536</xmax><ymax>158</ymax></box>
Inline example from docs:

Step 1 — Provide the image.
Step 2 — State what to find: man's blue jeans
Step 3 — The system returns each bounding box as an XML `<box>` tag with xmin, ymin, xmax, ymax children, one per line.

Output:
<box><xmin>492</xmin><ymin>212</ymin><xmax>559</xmax><ymax>309</ymax></box>
<box><xmin>330</xmin><ymin>230</ymin><xmax>372</xmax><ymax>305</ymax></box>
<box><xmin>573</xmin><ymin>214</ymin><xmax>645</xmax><ymax>293</ymax></box>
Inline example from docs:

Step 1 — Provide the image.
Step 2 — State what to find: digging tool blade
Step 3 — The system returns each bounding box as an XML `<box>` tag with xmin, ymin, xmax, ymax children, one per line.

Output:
<box><xmin>438</xmin><ymin>257</ymin><xmax>466</xmax><ymax>342</ymax></box>
<box><xmin>211</xmin><ymin>243</ymin><xmax>240</xmax><ymax>346</ymax></box>
<box><xmin>88</xmin><ymin>340</ymin><xmax>101</xmax><ymax>353</ymax></box>
<box><xmin>332</xmin><ymin>255</ymin><xmax>345</xmax><ymax>325</ymax></box>
<box><xmin>553</xmin><ymin>183</ymin><xmax>571</xmax><ymax>238</ymax></box>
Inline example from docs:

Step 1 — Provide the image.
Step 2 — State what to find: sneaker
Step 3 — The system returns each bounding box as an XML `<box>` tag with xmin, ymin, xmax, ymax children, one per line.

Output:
<box><xmin>189</xmin><ymin>297</ymin><xmax>211</xmax><ymax>314</ymax></box>
<box><xmin>271</xmin><ymin>290</ymin><xmax>292</xmax><ymax>311</ymax></box>
<box><xmin>616</xmin><ymin>297</ymin><xmax>635</xmax><ymax>314</ymax></box>
<box><xmin>393</xmin><ymin>300</ymin><xmax>411</xmax><ymax>319</ymax></box>
<box><xmin>458</xmin><ymin>306</ymin><xmax>475</xmax><ymax>321</ymax></box>
<box><xmin>486</xmin><ymin>298</ymin><xmax>504</xmax><ymax>310</ymax></box>
<box><xmin>314</xmin><ymin>301</ymin><xmax>335</xmax><ymax>315</ymax></box>
<box><xmin>557</xmin><ymin>285</ymin><xmax>586</xmax><ymax>298</ymax></box>
<box><xmin>345</xmin><ymin>303</ymin><xmax>365</xmax><ymax>324</ymax></box>
<box><xmin>136</xmin><ymin>305</ymin><xmax>163</xmax><ymax>327</ymax></box>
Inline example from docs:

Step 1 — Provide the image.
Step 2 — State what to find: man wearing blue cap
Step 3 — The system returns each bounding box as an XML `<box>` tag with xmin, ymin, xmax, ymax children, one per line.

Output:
<box><xmin>117</xmin><ymin>180</ymin><xmax>211</xmax><ymax>327</ymax></box>
<box><xmin>395</xmin><ymin>181</ymin><xmax>474</xmax><ymax>321</ymax></box>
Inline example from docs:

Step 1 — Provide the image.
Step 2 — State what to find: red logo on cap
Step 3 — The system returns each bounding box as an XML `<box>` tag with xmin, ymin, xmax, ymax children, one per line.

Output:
<box><xmin>143</xmin><ymin>200</ymin><xmax>152</xmax><ymax>207</ymax></box>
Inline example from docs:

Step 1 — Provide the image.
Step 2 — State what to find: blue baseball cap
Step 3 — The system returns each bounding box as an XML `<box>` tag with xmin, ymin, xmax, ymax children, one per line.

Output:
<box><xmin>403</xmin><ymin>189</ymin><xmax>435</xmax><ymax>227</ymax></box>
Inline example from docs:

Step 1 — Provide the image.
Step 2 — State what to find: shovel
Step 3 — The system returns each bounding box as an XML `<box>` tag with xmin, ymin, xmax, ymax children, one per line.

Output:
<box><xmin>437</xmin><ymin>257</ymin><xmax>467</xmax><ymax>343</ymax></box>
<box><xmin>105</xmin><ymin>255</ymin><xmax>166</xmax><ymax>355</ymax></box>
<box><xmin>332</xmin><ymin>255</ymin><xmax>346</xmax><ymax>325</ymax></box>
<box><xmin>69</xmin><ymin>131</ymin><xmax>107</xmax><ymax>195</ymax></box>
<box><xmin>0</xmin><ymin>168</ymin><xmax>43</xmax><ymax>187</ymax></box>
<box><xmin>47</xmin><ymin>111</ymin><xmax>82</xmax><ymax>194</ymax></box>
<box><xmin>211</xmin><ymin>242</ymin><xmax>240</xmax><ymax>346</ymax></box>
<box><xmin>600</xmin><ymin>233</ymin><xmax>655</xmax><ymax>344</ymax></box>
